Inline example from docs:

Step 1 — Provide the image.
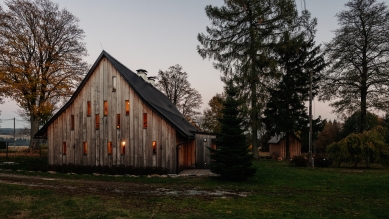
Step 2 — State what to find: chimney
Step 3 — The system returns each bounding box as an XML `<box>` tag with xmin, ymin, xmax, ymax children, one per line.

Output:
<box><xmin>136</xmin><ymin>69</ymin><xmax>148</xmax><ymax>81</ymax></box>
<box><xmin>147</xmin><ymin>76</ymin><xmax>156</xmax><ymax>86</ymax></box>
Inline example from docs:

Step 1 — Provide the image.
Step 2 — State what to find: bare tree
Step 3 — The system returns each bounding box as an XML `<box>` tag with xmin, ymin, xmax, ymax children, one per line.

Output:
<box><xmin>319</xmin><ymin>0</ymin><xmax>389</xmax><ymax>133</ymax></box>
<box><xmin>155</xmin><ymin>64</ymin><xmax>203</xmax><ymax>122</ymax></box>
<box><xmin>0</xmin><ymin>0</ymin><xmax>88</xmax><ymax>148</ymax></box>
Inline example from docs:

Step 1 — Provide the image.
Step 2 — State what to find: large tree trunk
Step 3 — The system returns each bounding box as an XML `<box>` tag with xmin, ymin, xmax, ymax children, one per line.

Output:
<box><xmin>285</xmin><ymin>132</ymin><xmax>290</xmax><ymax>160</ymax></box>
<box><xmin>251</xmin><ymin>82</ymin><xmax>259</xmax><ymax>159</ymax></box>
<box><xmin>29</xmin><ymin>115</ymin><xmax>40</xmax><ymax>150</ymax></box>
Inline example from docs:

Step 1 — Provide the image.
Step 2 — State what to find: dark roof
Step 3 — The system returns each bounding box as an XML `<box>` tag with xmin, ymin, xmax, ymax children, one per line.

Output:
<box><xmin>35</xmin><ymin>51</ymin><xmax>198</xmax><ymax>138</ymax></box>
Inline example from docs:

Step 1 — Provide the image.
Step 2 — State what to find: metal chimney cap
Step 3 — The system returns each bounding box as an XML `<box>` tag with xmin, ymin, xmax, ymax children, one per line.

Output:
<box><xmin>136</xmin><ymin>69</ymin><xmax>148</xmax><ymax>74</ymax></box>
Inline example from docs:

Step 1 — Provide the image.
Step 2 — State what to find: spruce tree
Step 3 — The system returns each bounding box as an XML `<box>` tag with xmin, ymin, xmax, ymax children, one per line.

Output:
<box><xmin>210</xmin><ymin>80</ymin><xmax>256</xmax><ymax>181</ymax></box>
<box><xmin>263</xmin><ymin>11</ymin><xmax>325</xmax><ymax>159</ymax></box>
<box><xmin>198</xmin><ymin>0</ymin><xmax>298</xmax><ymax>158</ymax></box>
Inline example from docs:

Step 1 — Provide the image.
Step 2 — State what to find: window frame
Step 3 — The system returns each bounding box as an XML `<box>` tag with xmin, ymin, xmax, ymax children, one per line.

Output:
<box><xmin>71</xmin><ymin>115</ymin><xmax>75</xmax><ymax>130</ymax></box>
<box><xmin>116</xmin><ymin>114</ymin><xmax>120</xmax><ymax>129</ymax></box>
<box><xmin>143</xmin><ymin>113</ymin><xmax>147</xmax><ymax>129</ymax></box>
<box><xmin>107</xmin><ymin>141</ymin><xmax>112</xmax><ymax>155</ymax></box>
<box><xmin>87</xmin><ymin>101</ymin><xmax>91</xmax><ymax>117</ymax></box>
<box><xmin>112</xmin><ymin>76</ymin><xmax>117</xmax><ymax>92</ymax></box>
<box><xmin>63</xmin><ymin>142</ymin><xmax>66</xmax><ymax>155</ymax></box>
<box><xmin>104</xmin><ymin>100</ymin><xmax>108</xmax><ymax>116</ymax></box>
<box><xmin>95</xmin><ymin>114</ymin><xmax>100</xmax><ymax>130</ymax></box>
<box><xmin>83</xmin><ymin>142</ymin><xmax>88</xmax><ymax>155</ymax></box>
<box><xmin>125</xmin><ymin>100</ymin><xmax>130</xmax><ymax>115</ymax></box>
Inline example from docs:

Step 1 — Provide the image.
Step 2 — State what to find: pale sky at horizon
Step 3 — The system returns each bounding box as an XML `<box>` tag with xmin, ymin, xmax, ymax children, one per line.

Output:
<box><xmin>1</xmin><ymin>0</ymin><xmax>388</xmax><ymax>128</ymax></box>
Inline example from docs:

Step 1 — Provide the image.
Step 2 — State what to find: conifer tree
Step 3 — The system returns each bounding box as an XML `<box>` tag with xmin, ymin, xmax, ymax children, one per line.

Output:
<box><xmin>198</xmin><ymin>0</ymin><xmax>298</xmax><ymax>158</ymax></box>
<box><xmin>263</xmin><ymin>11</ymin><xmax>325</xmax><ymax>159</ymax></box>
<box><xmin>209</xmin><ymin>80</ymin><xmax>256</xmax><ymax>181</ymax></box>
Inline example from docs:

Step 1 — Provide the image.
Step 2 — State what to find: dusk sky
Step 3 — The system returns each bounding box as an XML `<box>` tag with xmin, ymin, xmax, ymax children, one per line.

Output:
<box><xmin>1</xmin><ymin>0</ymin><xmax>387</xmax><ymax>128</ymax></box>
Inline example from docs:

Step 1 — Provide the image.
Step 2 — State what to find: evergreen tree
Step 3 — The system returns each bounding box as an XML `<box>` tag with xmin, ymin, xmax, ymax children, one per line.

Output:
<box><xmin>198</xmin><ymin>0</ymin><xmax>298</xmax><ymax>158</ymax></box>
<box><xmin>263</xmin><ymin>11</ymin><xmax>326</xmax><ymax>159</ymax></box>
<box><xmin>209</xmin><ymin>80</ymin><xmax>256</xmax><ymax>181</ymax></box>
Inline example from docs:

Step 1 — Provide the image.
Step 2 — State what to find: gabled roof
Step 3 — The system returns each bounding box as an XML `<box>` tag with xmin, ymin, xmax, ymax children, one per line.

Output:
<box><xmin>35</xmin><ymin>51</ymin><xmax>198</xmax><ymax>138</ymax></box>
<box><xmin>267</xmin><ymin>133</ymin><xmax>301</xmax><ymax>144</ymax></box>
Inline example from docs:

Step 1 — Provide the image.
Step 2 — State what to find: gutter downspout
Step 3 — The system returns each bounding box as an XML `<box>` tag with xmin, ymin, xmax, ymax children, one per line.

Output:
<box><xmin>176</xmin><ymin>137</ymin><xmax>190</xmax><ymax>174</ymax></box>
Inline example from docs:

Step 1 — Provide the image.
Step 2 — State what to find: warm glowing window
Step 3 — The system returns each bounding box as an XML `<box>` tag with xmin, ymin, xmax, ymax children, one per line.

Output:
<box><xmin>95</xmin><ymin>114</ymin><xmax>100</xmax><ymax>130</ymax></box>
<box><xmin>152</xmin><ymin>141</ymin><xmax>157</xmax><ymax>154</ymax></box>
<box><xmin>83</xmin><ymin>142</ymin><xmax>88</xmax><ymax>155</ymax></box>
<box><xmin>143</xmin><ymin>113</ymin><xmax>147</xmax><ymax>129</ymax></box>
<box><xmin>104</xmin><ymin>101</ymin><xmax>108</xmax><ymax>116</ymax></box>
<box><xmin>71</xmin><ymin>115</ymin><xmax>74</xmax><ymax>130</ymax></box>
<box><xmin>63</xmin><ymin>142</ymin><xmax>66</xmax><ymax>155</ymax></box>
<box><xmin>107</xmin><ymin>141</ymin><xmax>112</xmax><ymax>155</ymax></box>
<box><xmin>112</xmin><ymin>76</ymin><xmax>117</xmax><ymax>92</ymax></box>
<box><xmin>87</xmin><ymin>101</ymin><xmax>91</xmax><ymax>117</ymax></box>
<box><xmin>125</xmin><ymin>100</ymin><xmax>130</xmax><ymax>115</ymax></box>
<box><xmin>116</xmin><ymin>114</ymin><xmax>120</xmax><ymax>129</ymax></box>
<box><xmin>120</xmin><ymin>141</ymin><xmax>125</xmax><ymax>155</ymax></box>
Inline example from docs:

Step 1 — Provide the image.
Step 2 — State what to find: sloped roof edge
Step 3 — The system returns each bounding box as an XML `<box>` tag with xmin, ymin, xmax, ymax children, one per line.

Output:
<box><xmin>35</xmin><ymin>50</ymin><xmax>198</xmax><ymax>138</ymax></box>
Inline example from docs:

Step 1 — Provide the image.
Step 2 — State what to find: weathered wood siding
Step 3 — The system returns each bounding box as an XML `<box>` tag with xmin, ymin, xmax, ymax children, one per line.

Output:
<box><xmin>269</xmin><ymin>134</ymin><xmax>301</xmax><ymax>160</ymax></box>
<box><xmin>194</xmin><ymin>134</ymin><xmax>216</xmax><ymax>169</ymax></box>
<box><xmin>47</xmin><ymin>58</ymin><xmax>178</xmax><ymax>173</ymax></box>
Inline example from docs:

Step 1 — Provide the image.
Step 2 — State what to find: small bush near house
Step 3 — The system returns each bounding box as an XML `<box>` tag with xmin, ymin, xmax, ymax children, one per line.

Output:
<box><xmin>314</xmin><ymin>156</ymin><xmax>332</xmax><ymax>167</ymax></box>
<box><xmin>291</xmin><ymin>155</ymin><xmax>307</xmax><ymax>167</ymax></box>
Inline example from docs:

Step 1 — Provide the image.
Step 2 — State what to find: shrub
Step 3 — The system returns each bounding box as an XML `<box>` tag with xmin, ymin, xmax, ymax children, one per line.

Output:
<box><xmin>314</xmin><ymin>156</ymin><xmax>332</xmax><ymax>167</ymax></box>
<box><xmin>291</xmin><ymin>155</ymin><xmax>307</xmax><ymax>167</ymax></box>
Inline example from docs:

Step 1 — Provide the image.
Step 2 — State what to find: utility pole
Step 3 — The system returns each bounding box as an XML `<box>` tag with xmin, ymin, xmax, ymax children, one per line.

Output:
<box><xmin>309</xmin><ymin>71</ymin><xmax>314</xmax><ymax>168</ymax></box>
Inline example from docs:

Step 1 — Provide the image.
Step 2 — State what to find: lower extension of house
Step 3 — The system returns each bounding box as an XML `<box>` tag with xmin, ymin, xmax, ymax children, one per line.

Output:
<box><xmin>34</xmin><ymin>51</ymin><xmax>215</xmax><ymax>174</ymax></box>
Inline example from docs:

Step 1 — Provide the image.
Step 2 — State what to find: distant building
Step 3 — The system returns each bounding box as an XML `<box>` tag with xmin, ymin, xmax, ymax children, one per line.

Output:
<box><xmin>35</xmin><ymin>51</ymin><xmax>215</xmax><ymax>173</ymax></box>
<box><xmin>268</xmin><ymin>133</ymin><xmax>301</xmax><ymax>160</ymax></box>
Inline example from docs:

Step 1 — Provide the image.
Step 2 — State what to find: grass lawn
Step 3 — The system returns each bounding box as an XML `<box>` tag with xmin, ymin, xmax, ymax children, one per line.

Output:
<box><xmin>0</xmin><ymin>156</ymin><xmax>388</xmax><ymax>218</ymax></box>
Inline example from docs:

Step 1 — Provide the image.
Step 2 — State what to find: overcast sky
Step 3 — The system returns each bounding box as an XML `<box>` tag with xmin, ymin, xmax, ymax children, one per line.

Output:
<box><xmin>1</xmin><ymin>0</ymin><xmax>388</xmax><ymax>128</ymax></box>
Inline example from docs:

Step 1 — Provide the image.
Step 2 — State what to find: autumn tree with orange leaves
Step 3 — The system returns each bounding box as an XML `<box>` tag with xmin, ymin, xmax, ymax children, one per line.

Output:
<box><xmin>0</xmin><ymin>0</ymin><xmax>88</xmax><ymax>148</ymax></box>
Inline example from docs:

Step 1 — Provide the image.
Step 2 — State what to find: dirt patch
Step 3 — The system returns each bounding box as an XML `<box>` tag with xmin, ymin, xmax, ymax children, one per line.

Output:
<box><xmin>0</xmin><ymin>173</ymin><xmax>249</xmax><ymax>199</ymax></box>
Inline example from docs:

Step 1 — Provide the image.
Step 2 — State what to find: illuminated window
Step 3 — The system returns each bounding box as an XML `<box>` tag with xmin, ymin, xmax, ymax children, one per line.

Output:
<box><xmin>87</xmin><ymin>101</ymin><xmax>91</xmax><ymax>117</ymax></box>
<box><xmin>83</xmin><ymin>142</ymin><xmax>88</xmax><ymax>155</ymax></box>
<box><xmin>63</xmin><ymin>142</ymin><xmax>66</xmax><ymax>155</ymax></box>
<box><xmin>95</xmin><ymin>114</ymin><xmax>100</xmax><ymax>130</ymax></box>
<box><xmin>152</xmin><ymin>141</ymin><xmax>157</xmax><ymax>154</ymax></box>
<box><xmin>143</xmin><ymin>113</ymin><xmax>147</xmax><ymax>129</ymax></box>
<box><xmin>125</xmin><ymin>100</ymin><xmax>130</xmax><ymax>115</ymax></box>
<box><xmin>116</xmin><ymin>114</ymin><xmax>120</xmax><ymax>129</ymax></box>
<box><xmin>71</xmin><ymin>115</ymin><xmax>74</xmax><ymax>130</ymax></box>
<box><xmin>104</xmin><ymin>101</ymin><xmax>108</xmax><ymax>116</ymax></box>
<box><xmin>107</xmin><ymin>141</ymin><xmax>112</xmax><ymax>155</ymax></box>
<box><xmin>112</xmin><ymin>76</ymin><xmax>117</xmax><ymax>92</ymax></box>
<box><xmin>120</xmin><ymin>141</ymin><xmax>125</xmax><ymax>155</ymax></box>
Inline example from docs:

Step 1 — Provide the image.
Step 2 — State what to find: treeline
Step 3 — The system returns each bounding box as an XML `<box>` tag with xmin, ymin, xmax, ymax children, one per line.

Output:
<box><xmin>0</xmin><ymin>137</ymin><xmax>30</xmax><ymax>146</ymax></box>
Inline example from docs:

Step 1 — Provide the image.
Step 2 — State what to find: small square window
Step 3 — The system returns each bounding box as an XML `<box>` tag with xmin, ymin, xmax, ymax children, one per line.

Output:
<box><xmin>83</xmin><ymin>142</ymin><xmax>88</xmax><ymax>155</ymax></box>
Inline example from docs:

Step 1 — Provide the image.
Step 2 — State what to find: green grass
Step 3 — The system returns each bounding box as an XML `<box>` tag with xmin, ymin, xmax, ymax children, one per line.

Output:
<box><xmin>1</xmin><ymin>156</ymin><xmax>389</xmax><ymax>218</ymax></box>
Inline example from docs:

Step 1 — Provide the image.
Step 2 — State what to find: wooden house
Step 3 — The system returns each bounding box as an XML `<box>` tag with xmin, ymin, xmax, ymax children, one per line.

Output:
<box><xmin>34</xmin><ymin>51</ymin><xmax>215</xmax><ymax>173</ymax></box>
<box><xmin>268</xmin><ymin>133</ymin><xmax>301</xmax><ymax>160</ymax></box>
